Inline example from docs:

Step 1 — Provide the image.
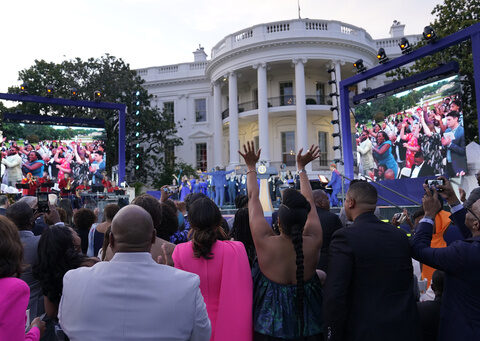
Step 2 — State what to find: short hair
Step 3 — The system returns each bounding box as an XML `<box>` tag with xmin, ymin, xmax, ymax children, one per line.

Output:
<box><xmin>6</xmin><ymin>202</ymin><xmax>33</xmax><ymax>230</ymax></box>
<box><xmin>446</xmin><ymin>111</ymin><xmax>460</xmax><ymax>119</ymax></box>
<box><xmin>452</xmin><ymin>100</ymin><xmax>461</xmax><ymax>109</ymax></box>
<box><xmin>347</xmin><ymin>180</ymin><xmax>377</xmax><ymax>206</ymax></box>
<box><xmin>186</xmin><ymin>193</ymin><xmax>207</xmax><ymax>212</ymax></box>
<box><xmin>0</xmin><ymin>195</ymin><xmax>8</xmax><ymax>206</ymax></box>
<box><xmin>0</xmin><ymin>216</ymin><xmax>24</xmax><ymax>278</ymax></box>
<box><xmin>412</xmin><ymin>209</ymin><xmax>425</xmax><ymax>221</ymax></box>
<box><xmin>414</xmin><ymin>151</ymin><xmax>424</xmax><ymax>158</ymax></box>
<box><xmin>235</xmin><ymin>195</ymin><xmax>248</xmax><ymax>209</ymax></box>
<box><xmin>158</xmin><ymin>202</ymin><xmax>178</xmax><ymax>240</ymax></box>
<box><xmin>73</xmin><ymin>208</ymin><xmax>97</xmax><ymax>231</ymax></box>
<box><xmin>94</xmin><ymin>150</ymin><xmax>104</xmax><ymax>157</ymax></box>
<box><xmin>131</xmin><ymin>194</ymin><xmax>163</xmax><ymax>230</ymax></box>
<box><xmin>431</xmin><ymin>270</ymin><xmax>445</xmax><ymax>296</ymax></box>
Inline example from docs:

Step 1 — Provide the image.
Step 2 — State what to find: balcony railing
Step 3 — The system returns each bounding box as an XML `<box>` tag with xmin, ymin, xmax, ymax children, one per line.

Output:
<box><xmin>221</xmin><ymin>95</ymin><xmax>330</xmax><ymax>119</ymax></box>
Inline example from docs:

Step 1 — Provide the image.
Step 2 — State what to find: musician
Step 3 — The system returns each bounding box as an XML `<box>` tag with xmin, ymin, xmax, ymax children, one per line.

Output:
<box><xmin>21</xmin><ymin>173</ymin><xmax>38</xmax><ymax>196</ymax></box>
<box><xmin>37</xmin><ymin>171</ymin><xmax>53</xmax><ymax>193</ymax></box>
<box><xmin>101</xmin><ymin>175</ymin><xmax>112</xmax><ymax>192</ymax></box>
<box><xmin>76</xmin><ymin>179</ymin><xmax>91</xmax><ymax>197</ymax></box>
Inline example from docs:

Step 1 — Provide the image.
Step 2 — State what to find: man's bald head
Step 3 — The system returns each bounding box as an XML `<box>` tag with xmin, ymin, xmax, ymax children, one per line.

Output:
<box><xmin>110</xmin><ymin>205</ymin><xmax>156</xmax><ymax>253</ymax></box>
<box><xmin>312</xmin><ymin>189</ymin><xmax>330</xmax><ymax>210</ymax></box>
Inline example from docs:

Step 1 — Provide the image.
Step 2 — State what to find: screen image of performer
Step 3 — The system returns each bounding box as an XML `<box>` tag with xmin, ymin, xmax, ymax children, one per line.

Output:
<box><xmin>442</xmin><ymin>111</ymin><xmax>466</xmax><ymax>177</ymax></box>
<box><xmin>22</xmin><ymin>151</ymin><xmax>44</xmax><ymax>178</ymax></box>
<box><xmin>2</xmin><ymin>146</ymin><xmax>23</xmax><ymax>186</ymax></box>
<box><xmin>90</xmin><ymin>151</ymin><xmax>105</xmax><ymax>184</ymax></box>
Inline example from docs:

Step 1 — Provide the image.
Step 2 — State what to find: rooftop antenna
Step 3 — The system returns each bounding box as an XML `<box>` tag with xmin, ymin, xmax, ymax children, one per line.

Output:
<box><xmin>297</xmin><ymin>0</ymin><xmax>301</xmax><ymax>19</ymax></box>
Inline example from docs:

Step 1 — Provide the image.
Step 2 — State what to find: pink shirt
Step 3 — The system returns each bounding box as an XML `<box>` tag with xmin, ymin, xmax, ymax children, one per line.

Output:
<box><xmin>173</xmin><ymin>240</ymin><xmax>253</xmax><ymax>341</ymax></box>
<box><xmin>0</xmin><ymin>277</ymin><xmax>40</xmax><ymax>341</ymax></box>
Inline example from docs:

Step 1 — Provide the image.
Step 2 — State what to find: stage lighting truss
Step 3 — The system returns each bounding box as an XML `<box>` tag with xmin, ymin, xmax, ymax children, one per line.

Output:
<box><xmin>399</xmin><ymin>37</ymin><xmax>412</xmax><ymax>54</ymax></box>
<box><xmin>20</xmin><ymin>83</ymin><xmax>28</xmax><ymax>94</ymax></box>
<box><xmin>329</xmin><ymin>92</ymin><xmax>339</xmax><ymax>98</ymax></box>
<box><xmin>331</xmin><ymin>132</ymin><xmax>341</xmax><ymax>138</ymax></box>
<box><xmin>353</xmin><ymin>59</ymin><xmax>367</xmax><ymax>73</ymax></box>
<box><xmin>94</xmin><ymin>91</ymin><xmax>102</xmax><ymax>101</ymax></box>
<box><xmin>333</xmin><ymin>158</ymin><xmax>344</xmax><ymax>165</ymax></box>
<box><xmin>423</xmin><ymin>26</ymin><xmax>437</xmax><ymax>43</ymax></box>
<box><xmin>330</xmin><ymin>106</ymin><xmax>338</xmax><ymax>112</ymax></box>
<box><xmin>376</xmin><ymin>48</ymin><xmax>389</xmax><ymax>64</ymax></box>
<box><xmin>70</xmin><ymin>88</ymin><xmax>78</xmax><ymax>99</ymax></box>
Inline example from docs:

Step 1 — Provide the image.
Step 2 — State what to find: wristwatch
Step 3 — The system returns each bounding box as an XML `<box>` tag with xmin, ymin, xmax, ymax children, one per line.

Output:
<box><xmin>297</xmin><ymin>169</ymin><xmax>306</xmax><ymax>175</ymax></box>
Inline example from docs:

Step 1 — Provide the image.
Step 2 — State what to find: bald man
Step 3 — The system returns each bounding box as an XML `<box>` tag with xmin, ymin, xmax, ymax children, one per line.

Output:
<box><xmin>58</xmin><ymin>205</ymin><xmax>211</xmax><ymax>341</ymax></box>
<box><xmin>324</xmin><ymin>180</ymin><xmax>420</xmax><ymax>341</ymax></box>
<box><xmin>412</xmin><ymin>178</ymin><xmax>480</xmax><ymax>341</ymax></box>
<box><xmin>312</xmin><ymin>189</ymin><xmax>343</xmax><ymax>271</ymax></box>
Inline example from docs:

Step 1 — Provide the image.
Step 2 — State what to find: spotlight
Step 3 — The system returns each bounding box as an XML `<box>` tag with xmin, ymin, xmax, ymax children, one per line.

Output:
<box><xmin>46</xmin><ymin>85</ymin><xmax>54</xmax><ymax>98</ymax></box>
<box><xmin>135</xmin><ymin>90</ymin><xmax>140</xmax><ymax>96</ymax></box>
<box><xmin>330</xmin><ymin>106</ymin><xmax>338</xmax><ymax>112</ymax></box>
<box><xmin>332</xmin><ymin>132</ymin><xmax>340</xmax><ymax>138</ymax></box>
<box><xmin>135</xmin><ymin>165</ymin><xmax>140</xmax><ymax>170</ymax></box>
<box><xmin>333</xmin><ymin>158</ymin><xmax>344</xmax><ymax>165</ymax></box>
<box><xmin>423</xmin><ymin>26</ymin><xmax>437</xmax><ymax>42</ymax></box>
<box><xmin>70</xmin><ymin>88</ymin><xmax>78</xmax><ymax>99</ymax></box>
<box><xmin>329</xmin><ymin>92</ymin><xmax>339</xmax><ymax>97</ymax></box>
<box><xmin>332</xmin><ymin>145</ymin><xmax>341</xmax><ymax>151</ymax></box>
<box><xmin>353</xmin><ymin>59</ymin><xmax>367</xmax><ymax>73</ymax></box>
<box><xmin>135</xmin><ymin>110</ymin><xmax>140</xmax><ymax>116</ymax></box>
<box><xmin>376</xmin><ymin>48</ymin><xmax>389</xmax><ymax>64</ymax></box>
<box><xmin>331</xmin><ymin>119</ymin><xmax>339</xmax><ymax>125</ymax></box>
<box><xmin>399</xmin><ymin>37</ymin><xmax>412</xmax><ymax>54</ymax></box>
<box><xmin>94</xmin><ymin>91</ymin><xmax>102</xmax><ymax>101</ymax></box>
<box><xmin>328</xmin><ymin>80</ymin><xmax>336</xmax><ymax>85</ymax></box>
<box><xmin>20</xmin><ymin>83</ymin><xmax>28</xmax><ymax>94</ymax></box>
<box><xmin>327</xmin><ymin>67</ymin><xmax>335</xmax><ymax>73</ymax></box>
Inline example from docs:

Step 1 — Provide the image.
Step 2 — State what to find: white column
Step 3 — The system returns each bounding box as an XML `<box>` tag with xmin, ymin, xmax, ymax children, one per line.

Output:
<box><xmin>228</xmin><ymin>72</ymin><xmax>239</xmax><ymax>166</ymax></box>
<box><xmin>213</xmin><ymin>81</ymin><xmax>223</xmax><ymax>167</ymax></box>
<box><xmin>294</xmin><ymin>58</ymin><xmax>309</xmax><ymax>169</ymax></box>
<box><xmin>254</xmin><ymin>62</ymin><xmax>270</xmax><ymax>163</ymax></box>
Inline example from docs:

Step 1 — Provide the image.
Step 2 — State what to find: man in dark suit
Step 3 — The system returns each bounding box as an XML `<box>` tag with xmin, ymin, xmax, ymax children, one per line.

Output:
<box><xmin>324</xmin><ymin>180</ymin><xmax>420</xmax><ymax>341</ymax></box>
<box><xmin>417</xmin><ymin>270</ymin><xmax>445</xmax><ymax>341</ymax></box>
<box><xmin>410</xmin><ymin>151</ymin><xmax>435</xmax><ymax>178</ymax></box>
<box><xmin>411</xmin><ymin>177</ymin><xmax>480</xmax><ymax>341</ymax></box>
<box><xmin>312</xmin><ymin>189</ymin><xmax>343</xmax><ymax>271</ymax></box>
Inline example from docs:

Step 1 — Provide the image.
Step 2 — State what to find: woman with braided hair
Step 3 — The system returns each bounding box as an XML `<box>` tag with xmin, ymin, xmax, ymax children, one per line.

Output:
<box><xmin>239</xmin><ymin>141</ymin><xmax>324</xmax><ymax>340</ymax></box>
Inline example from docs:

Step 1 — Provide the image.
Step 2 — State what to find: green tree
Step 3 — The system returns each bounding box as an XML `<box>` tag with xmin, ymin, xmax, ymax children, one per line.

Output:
<box><xmin>387</xmin><ymin>0</ymin><xmax>480</xmax><ymax>142</ymax></box>
<box><xmin>1</xmin><ymin>54</ymin><xmax>184</xmax><ymax>186</ymax></box>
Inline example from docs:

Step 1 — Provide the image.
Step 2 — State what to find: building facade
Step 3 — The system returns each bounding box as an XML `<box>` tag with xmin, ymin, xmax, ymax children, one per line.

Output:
<box><xmin>138</xmin><ymin>19</ymin><xmax>420</xmax><ymax>174</ymax></box>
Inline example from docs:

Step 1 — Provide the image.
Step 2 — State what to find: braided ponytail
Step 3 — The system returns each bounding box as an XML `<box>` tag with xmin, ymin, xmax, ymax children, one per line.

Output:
<box><xmin>292</xmin><ymin>224</ymin><xmax>305</xmax><ymax>338</ymax></box>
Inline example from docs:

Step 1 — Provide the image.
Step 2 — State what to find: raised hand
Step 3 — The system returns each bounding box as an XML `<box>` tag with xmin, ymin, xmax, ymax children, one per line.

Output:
<box><xmin>422</xmin><ymin>185</ymin><xmax>441</xmax><ymax>218</ymax></box>
<box><xmin>238</xmin><ymin>141</ymin><xmax>261</xmax><ymax>169</ymax></box>
<box><xmin>297</xmin><ymin>145</ymin><xmax>320</xmax><ymax>169</ymax></box>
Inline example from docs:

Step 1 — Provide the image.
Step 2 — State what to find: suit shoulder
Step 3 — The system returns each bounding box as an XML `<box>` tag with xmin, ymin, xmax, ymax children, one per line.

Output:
<box><xmin>161</xmin><ymin>265</ymin><xmax>200</xmax><ymax>286</ymax></box>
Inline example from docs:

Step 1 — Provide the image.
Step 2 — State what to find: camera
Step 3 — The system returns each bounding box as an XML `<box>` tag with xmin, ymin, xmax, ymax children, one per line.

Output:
<box><xmin>393</xmin><ymin>212</ymin><xmax>407</xmax><ymax>224</ymax></box>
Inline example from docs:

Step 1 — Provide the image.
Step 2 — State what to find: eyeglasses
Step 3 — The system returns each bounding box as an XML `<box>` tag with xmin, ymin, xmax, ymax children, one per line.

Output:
<box><xmin>466</xmin><ymin>207</ymin><xmax>480</xmax><ymax>223</ymax></box>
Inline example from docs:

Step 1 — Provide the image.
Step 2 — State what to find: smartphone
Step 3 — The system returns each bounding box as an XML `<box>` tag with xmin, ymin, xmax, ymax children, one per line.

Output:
<box><xmin>37</xmin><ymin>193</ymin><xmax>50</xmax><ymax>213</ymax></box>
<box><xmin>427</xmin><ymin>179</ymin><xmax>444</xmax><ymax>190</ymax></box>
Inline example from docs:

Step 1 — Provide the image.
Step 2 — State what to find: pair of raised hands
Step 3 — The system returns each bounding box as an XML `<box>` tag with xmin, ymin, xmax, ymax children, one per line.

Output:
<box><xmin>238</xmin><ymin>141</ymin><xmax>320</xmax><ymax>169</ymax></box>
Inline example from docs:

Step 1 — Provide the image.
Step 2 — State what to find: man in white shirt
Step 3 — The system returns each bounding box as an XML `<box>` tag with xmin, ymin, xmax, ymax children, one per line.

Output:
<box><xmin>2</xmin><ymin>146</ymin><xmax>23</xmax><ymax>186</ymax></box>
<box><xmin>59</xmin><ymin>205</ymin><xmax>211</xmax><ymax>341</ymax></box>
<box><xmin>357</xmin><ymin>131</ymin><xmax>375</xmax><ymax>175</ymax></box>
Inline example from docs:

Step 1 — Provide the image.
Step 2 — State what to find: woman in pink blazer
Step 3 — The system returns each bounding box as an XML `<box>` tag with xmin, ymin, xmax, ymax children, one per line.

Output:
<box><xmin>0</xmin><ymin>216</ymin><xmax>45</xmax><ymax>341</ymax></box>
<box><xmin>172</xmin><ymin>196</ymin><xmax>253</xmax><ymax>341</ymax></box>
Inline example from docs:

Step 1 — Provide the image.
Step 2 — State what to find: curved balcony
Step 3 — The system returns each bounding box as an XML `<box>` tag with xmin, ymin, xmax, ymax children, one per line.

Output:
<box><xmin>211</xmin><ymin>19</ymin><xmax>375</xmax><ymax>60</ymax></box>
<box><xmin>221</xmin><ymin>95</ymin><xmax>331</xmax><ymax>119</ymax></box>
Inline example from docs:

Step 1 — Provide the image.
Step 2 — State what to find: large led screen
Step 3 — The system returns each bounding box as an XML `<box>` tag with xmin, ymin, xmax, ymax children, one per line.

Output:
<box><xmin>353</xmin><ymin>75</ymin><xmax>465</xmax><ymax>181</ymax></box>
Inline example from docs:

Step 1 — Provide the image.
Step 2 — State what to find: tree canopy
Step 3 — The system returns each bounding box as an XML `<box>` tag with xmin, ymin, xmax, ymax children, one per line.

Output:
<box><xmin>387</xmin><ymin>0</ymin><xmax>479</xmax><ymax>142</ymax></box>
<box><xmin>1</xmin><ymin>54</ymin><xmax>184</xmax><ymax>187</ymax></box>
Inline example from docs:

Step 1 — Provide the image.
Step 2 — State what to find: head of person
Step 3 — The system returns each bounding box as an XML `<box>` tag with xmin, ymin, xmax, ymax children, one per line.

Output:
<box><xmin>377</xmin><ymin>131</ymin><xmax>388</xmax><ymax>145</ymax></box>
<box><xmin>103</xmin><ymin>204</ymin><xmax>120</xmax><ymax>223</ymax></box>
<box><xmin>185</xmin><ymin>193</ymin><xmax>207</xmax><ymax>213</ymax></box>
<box><xmin>344</xmin><ymin>180</ymin><xmax>377</xmax><ymax>221</ymax></box>
<box><xmin>412</xmin><ymin>209</ymin><xmax>425</xmax><ymax>227</ymax></box>
<box><xmin>109</xmin><ymin>205</ymin><xmax>156</xmax><ymax>254</ymax></box>
<box><xmin>361</xmin><ymin>130</ymin><xmax>369</xmax><ymax>141</ymax></box>
<box><xmin>431</xmin><ymin>270</ymin><xmax>445</xmax><ymax>299</ymax></box>
<box><xmin>465</xmin><ymin>199</ymin><xmax>480</xmax><ymax>237</ymax></box>
<box><xmin>157</xmin><ymin>201</ymin><xmax>179</xmax><ymax>240</ymax></box>
<box><xmin>8</xmin><ymin>146</ymin><xmax>18</xmax><ymax>155</ymax></box>
<box><xmin>234</xmin><ymin>194</ymin><xmax>248</xmax><ymax>209</ymax></box>
<box><xmin>446</xmin><ymin>111</ymin><xmax>460</xmax><ymax>129</ymax></box>
<box><xmin>230</xmin><ymin>207</ymin><xmax>255</xmax><ymax>265</ymax></box>
<box><xmin>374</xmin><ymin>124</ymin><xmax>381</xmax><ymax>133</ymax></box>
<box><xmin>93</xmin><ymin>151</ymin><xmax>103</xmax><ymax>162</ymax></box>
<box><xmin>0</xmin><ymin>195</ymin><xmax>8</xmax><ymax>209</ymax></box>
<box><xmin>6</xmin><ymin>201</ymin><xmax>34</xmax><ymax>231</ymax></box>
<box><xmin>330</xmin><ymin>163</ymin><xmax>337</xmax><ymax>172</ymax></box>
<box><xmin>58</xmin><ymin>199</ymin><xmax>74</xmax><ymax>226</ymax></box>
<box><xmin>312</xmin><ymin>189</ymin><xmax>330</xmax><ymax>211</ymax></box>
<box><xmin>188</xmin><ymin>198</ymin><xmax>226</xmax><ymax>259</ymax></box>
<box><xmin>414</xmin><ymin>151</ymin><xmax>425</xmax><ymax>166</ymax></box>
<box><xmin>28</xmin><ymin>151</ymin><xmax>39</xmax><ymax>162</ymax></box>
<box><xmin>450</xmin><ymin>100</ymin><xmax>461</xmax><ymax>112</ymax></box>
<box><xmin>0</xmin><ymin>216</ymin><xmax>24</xmax><ymax>278</ymax></box>
<box><xmin>73</xmin><ymin>208</ymin><xmax>96</xmax><ymax>232</ymax></box>
<box><xmin>33</xmin><ymin>225</ymin><xmax>85</xmax><ymax>306</ymax></box>
<box><xmin>25</xmin><ymin>144</ymin><xmax>33</xmax><ymax>152</ymax></box>
<box><xmin>131</xmin><ymin>194</ymin><xmax>163</xmax><ymax>233</ymax></box>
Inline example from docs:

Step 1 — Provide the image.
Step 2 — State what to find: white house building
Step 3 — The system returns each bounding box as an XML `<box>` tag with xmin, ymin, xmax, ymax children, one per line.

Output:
<box><xmin>137</xmin><ymin>19</ymin><xmax>420</xmax><ymax>173</ymax></box>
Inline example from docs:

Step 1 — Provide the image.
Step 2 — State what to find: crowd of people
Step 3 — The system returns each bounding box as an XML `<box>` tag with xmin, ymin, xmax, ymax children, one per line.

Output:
<box><xmin>356</xmin><ymin>96</ymin><xmax>466</xmax><ymax>181</ymax></box>
<box><xmin>1</xmin><ymin>140</ymin><xmax>480</xmax><ymax>341</ymax></box>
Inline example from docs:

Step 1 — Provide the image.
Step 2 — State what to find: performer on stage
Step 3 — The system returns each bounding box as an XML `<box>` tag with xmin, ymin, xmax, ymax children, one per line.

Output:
<box><xmin>327</xmin><ymin>163</ymin><xmax>342</xmax><ymax>207</ymax></box>
<box><xmin>179</xmin><ymin>176</ymin><xmax>191</xmax><ymax>202</ymax></box>
<box><xmin>58</xmin><ymin>173</ymin><xmax>74</xmax><ymax>198</ymax></box>
<box><xmin>227</xmin><ymin>174</ymin><xmax>237</xmax><ymax>205</ymax></box>
<box><xmin>2</xmin><ymin>146</ymin><xmax>23</xmax><ymax>186</ymax></box>
<box><xmin>22</xmin><ymin>151</ymin><xmax>45</xmax><ymax>178</ymax></box>
<box><xmin>204</xmin><ymin>167</ymin><xmax>234</xmax><ymax>207</ymax></box>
